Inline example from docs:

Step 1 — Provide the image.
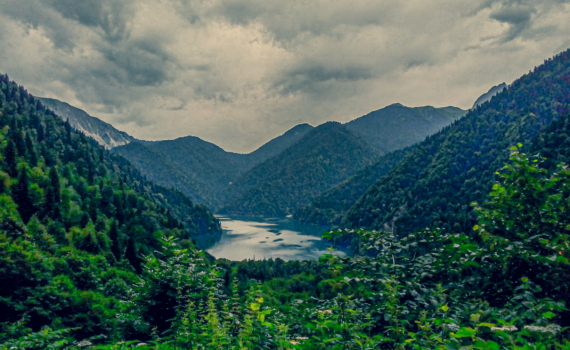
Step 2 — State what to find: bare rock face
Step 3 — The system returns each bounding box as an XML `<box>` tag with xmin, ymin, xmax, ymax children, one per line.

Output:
<box><xmin>38</xmin><ymin>97</ymin><xmax>137</xmax><ymax>149</ymax></box>
<box><xmin>471</xmin><ymin>83</ymin><xmax>507</xmax><ymax>110</ymax></box>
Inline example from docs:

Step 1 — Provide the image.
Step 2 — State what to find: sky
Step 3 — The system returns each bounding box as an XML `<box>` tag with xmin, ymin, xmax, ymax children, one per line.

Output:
<box><xmin>0</xmin><ymin>0</ymin><xmax>569</xmax><ymax>153</ymax></box>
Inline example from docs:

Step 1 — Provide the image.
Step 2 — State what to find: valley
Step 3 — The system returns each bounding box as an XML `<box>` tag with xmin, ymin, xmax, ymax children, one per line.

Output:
<box><xmin>1</xmin><ymin>47</ymin><xmax>569</xmax><ymax>349</ymax></box>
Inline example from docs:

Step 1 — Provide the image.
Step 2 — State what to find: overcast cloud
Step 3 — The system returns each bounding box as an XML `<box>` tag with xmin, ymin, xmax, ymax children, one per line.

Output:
<box><xmin>0</xmin><ymin>0</ymin><xmax>569</xmax><ymax>152</ymax></box>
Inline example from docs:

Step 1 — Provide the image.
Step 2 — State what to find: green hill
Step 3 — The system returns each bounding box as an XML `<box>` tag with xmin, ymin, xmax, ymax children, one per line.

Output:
<box><xmin>342</xmin><ymin>49</ymin><xmax>570</xmax><ymax>234</ymax></box>
<box><xmin>220</xmin><ymin>122</ymin><xmax>379</xmax><ymax>216</ymax></box>
<box><xmin>294</xmin><ymin>145</ymin><xmax>414</xmax><ymax>225</ymax></box>
<box><xmin>345</xmin><ymin>103</ymin><xmax>465</xmax><ymax>153</ymax></box>
<box><xmin>0</xmin><ymin>73</ymin><xmax>220</xmax><ymax>337</ymax></box>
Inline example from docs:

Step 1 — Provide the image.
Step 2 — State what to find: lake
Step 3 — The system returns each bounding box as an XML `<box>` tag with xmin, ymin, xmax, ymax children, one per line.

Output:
<box><xmin>204</xmin><ymin>215</ymin><xmax>348</xmax><ymax>261</ymax></box>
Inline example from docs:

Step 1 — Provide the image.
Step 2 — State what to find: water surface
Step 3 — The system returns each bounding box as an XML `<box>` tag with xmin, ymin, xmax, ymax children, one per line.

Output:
<box><xmin>205</xmin><ymin>215</ymin><xmax>348</xmax><ymax>261</ymax></box>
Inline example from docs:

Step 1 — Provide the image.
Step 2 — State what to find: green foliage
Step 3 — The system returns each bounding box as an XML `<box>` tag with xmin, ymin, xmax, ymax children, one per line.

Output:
<box><xmin>343</xmin><ymin>49</ymin><xmax>570</xmax><ymax>235</ymax></box>
<box><xmin>295</xmin><ymin>145</ymin><xmax>414</xmax><ymax>225</ymax></box>
<box><xmin>221</xmin><ymin>122</ymin><xmax>380</xmax><ymax>216</ymax></box>
<box><xmin>0</xmin><ymin>73</ymin><xmax>220</xmax><ymax>341</ymax></box>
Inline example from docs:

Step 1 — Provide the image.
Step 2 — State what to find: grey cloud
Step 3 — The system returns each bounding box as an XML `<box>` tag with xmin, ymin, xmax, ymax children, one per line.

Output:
<box><xmin>0</xmin><ymin>0</ymin><xmax>77</xmax><ymax>49</ymax></box>
<box><xmin>99</xmin><ymin>42</ymin><xmax>172</xmax><ymax>87</ymax></box>
<box><xmin>272</xmin><ymin>64</ymin><xmax>374</xmax><ymax>96</ymax></box>
<box><xmin>1</xmin><ymin>0</ymin><xmax>569</xmax><ymax>153</ymax></box>
<box><xmin>43</xmin><ymin>0</ymin><xmax>135</xmax><ymax>42</ymax></box>
<box><xmin>489</xmin><ymin>4</ymin><xmax>534</xmax><ymax>41</ymax></box>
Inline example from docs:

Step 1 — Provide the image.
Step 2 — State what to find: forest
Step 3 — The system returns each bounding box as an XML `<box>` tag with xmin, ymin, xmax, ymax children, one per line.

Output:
<box><xmin>0</xmin><ymin>50</ymin><xmax>569</xmax><ymax>349</ymax></box>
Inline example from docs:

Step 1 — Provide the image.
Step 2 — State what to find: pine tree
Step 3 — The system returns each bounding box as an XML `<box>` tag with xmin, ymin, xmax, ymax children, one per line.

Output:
<box><xmin>126</xmin><ymin>235</ymin><xmax>142</xmax><ymax>274</ymax></box>
<box><xmin>4</xmin><ymin>140</ymin><xmax>17</xmax><ymax>177</ymax></box>
<box><xmin>25</xmin><ymin>133</ymin><xmax>37</xmax><ymax>167</ymax></box>
<box><xmin>12</xmin><ymin>167</ymin><xmax>36</xmax><ymax>223</ymax></box>
<box><xmin>81</xmin><ymin>232</ymin><xmax>100</xmax><ymax>253</ymax></box>
<box><xmin>48</xmin><ymin>167</ymin><xmax>60</xmax><ymax>204</ymax></box>
<box><xmin>109</xmin><ymin>221</ymin><xmax>121</xmax><ymax>261</ymax></box>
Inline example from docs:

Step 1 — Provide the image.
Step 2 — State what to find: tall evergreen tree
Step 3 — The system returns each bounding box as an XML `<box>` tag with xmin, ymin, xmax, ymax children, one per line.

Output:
<box><xmin>125</xmin><ymin>236</ymin><xmax>142</xmax><ymax>274</ymax></box>
<box><xmin>48</xmin><ymin>167</ymin><xmax>60</xmax><ymax>204</ymax></box>
<box><xmin>109</xmin><ymin>220</ymin><xmax>121</xmax><ymax>261</ymax></box>
<box><xmin>25</xmin><ymin>133</ymin><xmax>37</xmax><ymax>167</ymax></box>
<box><xmin>12</xmin><ymin>167</ymin><xmax>36</xmax><ymax>223</ymax></box>
<box><xmin>4</xmin><ymin>140</ymin><xmax>17</xmax><ymax>177</ymax></box>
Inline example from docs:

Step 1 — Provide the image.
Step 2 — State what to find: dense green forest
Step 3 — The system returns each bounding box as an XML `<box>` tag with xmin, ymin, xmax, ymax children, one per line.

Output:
<box><xmin>3</xmin><ymin>145</ymin><xmax>569</xmax><ymax>349</ymax></box>
<box><xmin>294</xmin><ymin>145</ymin><xmax>414</xmax><ymax>225</ymax></box>
<box><xmin>0</xmin><ymin>72</ymin><xmax>221</xmax><ymax>343</ymax></box>
<box><xmin>345</xmin><ymin>103</ymin><xmax>465</xmax><ymax>153</ymax></box>
<box><xmin>342</xmin><ymin>49</ymin><xmax>570</xmax><ymax>235</ymax></box>
<box><xmin>220</xmin><ymin>122</ymin><xmax>379</xmax><ymax>217</ymax></box>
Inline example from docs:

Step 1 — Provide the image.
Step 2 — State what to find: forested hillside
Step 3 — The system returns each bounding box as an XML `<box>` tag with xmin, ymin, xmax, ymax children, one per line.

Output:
<box><xmin>294</xmin><ymin>145</ymin><xmax>414</xmax><ymax>225</ymax></box>
<box><xmin>114</xmin><ymin>124</ymin><xmax>314</xmax><ymax>208</ymax></box>
<box><xmin>343</xmin><ymin>49</ymin><xmax>570</xmax><ymax>234</ymax></box>
<box><xmin>241</xmin><ymin>123</ymin><xmax>314</xmax><ymax>170</ymax></box>
<box><xmin>345</xmin><ymin>103</ymin><xmax>465</xmax><ymax>153</ymax></box>
<box><xmin>112</xmin><ymin>141</ymin><xmax>216</xmax><ymax>206</ymax></box>
<box><xmin>0</xmin><ymin>73</ymin><xmax>220</xmax><ymax>339</ymax></box>
<box><xmin>220</xmin><ymin>122</ymin><xmax>379</xmax><ymax>216</ymax></box>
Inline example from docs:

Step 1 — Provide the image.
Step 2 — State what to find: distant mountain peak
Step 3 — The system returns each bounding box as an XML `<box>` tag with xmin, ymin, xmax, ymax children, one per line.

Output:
<box><xmin>471</xmin><ymin>83</ymin><xmax>507</xmax><ymax>109</ymax></box>
<box><xmin>38</xmin><ymin>97</ymin><xmax>137</xmax><ymax>149</ymax></box>
<box><xmin>345</xmin><ymin>103</ymin><xmax>466</xmax><ymax>153</ymax></box>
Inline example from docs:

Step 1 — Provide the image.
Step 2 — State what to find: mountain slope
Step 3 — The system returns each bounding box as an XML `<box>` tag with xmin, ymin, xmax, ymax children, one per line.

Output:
<box><xmin>0</xmin><ymin>73</ymin><xmax>220</xmax><ymax>338</ymax></box>
<box><xmin>294</xmin><ymin>145</ymin><xmax>415</xmax><ymax>225</ymax></box>
<box><xmin>471</xmin><ymin>83</ymin><xmax>507</xmax><ymax>109</ymax></box>
<box><xmin>135</xmin><ymin>136</ymin><xmax>247</xmax><ymax>208</ymax></box>
<box><xmin>342</xmin><ymin>49</ymin><xmax>570</xmax><ymax>234</ymax></box>
<box><xmin>111</xmin><ymin>141</ymin><xmax>211</xmax><ymax>205</ymax></box>
<box><xmin>243</xmin><ymin>123</ymin><xmax>314</xmax><ymax>170</ymax></box>
<box><xmin>345</xmin><ymin>104</ymin><xmax>465</xmax><ymax>153</ymax></box>
<box><xmin>220</xmin><ymin>122</ymin><xmax>380</xmax><ymax>216</ymax></box>
<box><xmin>38</xmin><ymin>97</ymin><xmax>136</xmax><ymax>149</ymax></box>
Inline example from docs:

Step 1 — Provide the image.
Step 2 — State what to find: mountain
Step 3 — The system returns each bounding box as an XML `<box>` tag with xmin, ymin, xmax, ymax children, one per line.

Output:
<box><xmin>471</xmin><ymin>82</ymin><xmax>507</xmax><ymax>109</ymax></box>
<box><xmin>243</xmin><ymin>123</ymin><xmax>314</xmax><ymax>170</ymax></box>
<box><xmin>344</xmin><ymin>104</ymin><xmax>466</xmax><ymax>153</ymax></box>
<box><xmin>111</xmin><ymin>141</ymin><xmax>211</xmax><ymax>205</ymax></box>
<box><xmin>38</xmin><ymin>97</ymin><xmax>137</xmax><ymax>149</ymax></box>
<box><xmin>0</xmin><ymin>73</ymin><xmax>220</xmax><ymax>336</ymax></box>
<box><xmin>294</xmin><ymin>145</ymin><xmax>415</xmax><ymax>225</ymax></box>
<box><xmin>114</xmin><ymin>123</ymin><xmax>314</xmax><ymax>208</ymax></box>
<box><xmin>220</xmin><ymin>122</ymin><xmax>380</xmax><ymax>216</ymax></box>
<box><xmin>342</xmin><ymin>49</ymin><xmax>570</xmax><ymax>234</ymax></box>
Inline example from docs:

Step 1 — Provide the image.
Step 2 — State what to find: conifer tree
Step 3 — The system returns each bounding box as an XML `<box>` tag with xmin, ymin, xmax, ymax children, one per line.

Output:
<box><xmin>109</xmin><ymin>220</ymin><xmax>121</xmax><ymax>261</ymax></box>
<box><xmin>126</xmin><ymin>235</ymin><xmax>142</xmax><ymax>273</ymax></box>
<box><xmin>4</xmin><ymin>140</ymin><xmax>17</xmax><ymax>177</ymax></box>
<box><xmin>48</xmin><ymin>167</ymin><xmax>60</xmax><ymax>203</ymax></box>
<box><xmin>25</xmin><ymin>133</ymin><xmax>37</xmax><ymax>167</ymax></box>
<box><xmin>12</xmin><ymin>167</ymin><xmax>36</xmax><ymax>223</ymax></box>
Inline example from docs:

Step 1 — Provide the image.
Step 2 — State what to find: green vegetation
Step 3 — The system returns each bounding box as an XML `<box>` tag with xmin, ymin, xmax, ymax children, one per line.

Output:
<box><xmin>0</xmin><ymin>73</ymin><xmax>220</xmax><ymax>343</ymax></box>
<box><xmin>345</xmin><ymin>103</ymin><xmax>465</xmax><ymax>153</ymax></box>
<box><xmin>221</xmin><ymin>122</ymin><xmax>379</xmax><ymax>217</ymax></box>
<box><xmin>2</xmin><ymin>50</ymin><xmax>570</xmax><ymax>350</ymax></box>
<box><xmin>295</xmin><ymin>145</ymin><xmax>414</xmax><ymax>225</ymax></box>
<box><xmin>343</xmin><ymin>49</ymin><xmax>570</xmax><ymax>235</ymax></box>
<box><xmin>2</xmin><ymin>146</ymin><xmax>568</xmax><ymax>349</ymax></box>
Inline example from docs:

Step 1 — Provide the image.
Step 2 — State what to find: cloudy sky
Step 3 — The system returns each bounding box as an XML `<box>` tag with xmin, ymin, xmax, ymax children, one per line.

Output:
<box><xmin>1</xmin><ymin>0</ymin><xmax>569</xmax><ymax>153</ymax></box>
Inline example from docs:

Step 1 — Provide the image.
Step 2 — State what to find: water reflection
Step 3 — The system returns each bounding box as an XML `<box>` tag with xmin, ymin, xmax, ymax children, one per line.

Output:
<box><xmin>204</xmin><ymin>215</ymin><xmax>348</xmax><ymax>261</ymax></box>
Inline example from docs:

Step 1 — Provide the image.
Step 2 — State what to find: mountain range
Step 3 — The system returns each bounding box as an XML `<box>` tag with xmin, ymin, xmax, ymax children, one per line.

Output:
<box><xmin>46</xmin><ymin>97</ymin><xmax>467</xmax><ymax>213</ymax></box>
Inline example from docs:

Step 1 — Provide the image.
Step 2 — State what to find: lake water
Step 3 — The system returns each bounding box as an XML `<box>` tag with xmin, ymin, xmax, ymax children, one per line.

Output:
<box><xmin>204</xmin><ymin>215</ymin><xmax>348</xmax><ymax>261</ymax></box>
